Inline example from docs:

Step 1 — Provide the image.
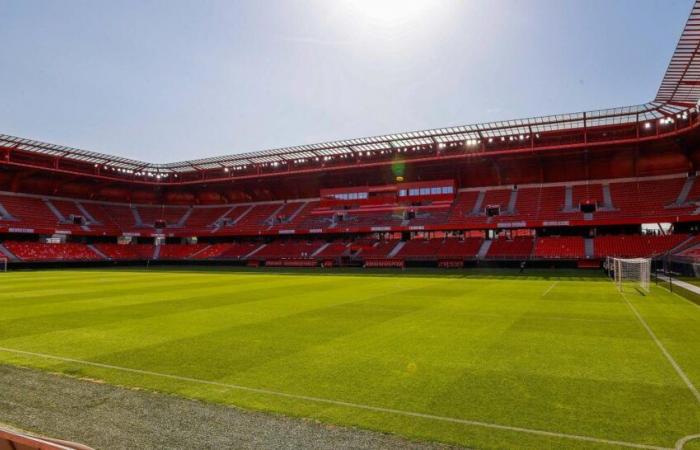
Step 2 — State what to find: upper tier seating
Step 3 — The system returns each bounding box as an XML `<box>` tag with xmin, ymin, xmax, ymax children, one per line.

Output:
<box><xmin>534</xmin><ymin>236</ymin><xmax>585</xmax><ymax>259</ymax></box>
<box><xmin>600</xmin><ymin>178</ymin><xmax>690</xmax><ymax>218</ymax></box>
<box><xmin>594</xmin><ymin>234</ymin><xmax>688</xmax><ymax>258</ymax></box>
<box><xmin>0</xmin><ymin>195</ymin><xmax>60</xmax><ymax>229</ymax></box>
<box><xmin>232</xmin><ymin>204</ymin><xmax>282</xmax><ymax>232</ymax></box>
<box><xmin>0</xmin><ymin>175</ymin><xmax>694</xmax><ymax>235</ymax></box>
<box><xmin>137</xmin><ymin>206</ymin><xmax>189</xmax><ymax>227</ymax></box>
<box><xmin>98</xmin><ymin>205</ymin><xmax>137</xmax><ymax>229</ymax></box>
<box><xmin>182</xmin><ymin>207</ymin><xmax>230</xmax><ymax>230</ymax></box>
<box><xmin>4</xmin><ymin>242</ymin><xmax>101</xmax><ymax>261</ymax></box>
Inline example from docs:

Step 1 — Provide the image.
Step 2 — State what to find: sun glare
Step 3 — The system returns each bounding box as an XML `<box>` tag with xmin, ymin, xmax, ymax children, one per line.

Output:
<box><xmin>336</xmin><ymin>0</ymin><xmax>437</xmax><ymax>29</ymax></box>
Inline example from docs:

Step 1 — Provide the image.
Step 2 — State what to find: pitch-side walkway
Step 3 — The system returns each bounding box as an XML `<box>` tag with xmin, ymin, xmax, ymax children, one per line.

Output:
<box><xmin>0</xmin><ymin>365</ymin><xmax>457</xmax><ymax>450</ymax></box>
<box><xmin>656</xmin><ymin>275</ymin><xmax>700</xmax><ymax>297</ymax></box>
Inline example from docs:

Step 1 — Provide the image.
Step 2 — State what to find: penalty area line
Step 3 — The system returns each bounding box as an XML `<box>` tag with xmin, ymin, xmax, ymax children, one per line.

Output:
<box><xmin>0</xmin><ymin>346</ymin><xmax>671</xmax><ymax>450</ymax></box>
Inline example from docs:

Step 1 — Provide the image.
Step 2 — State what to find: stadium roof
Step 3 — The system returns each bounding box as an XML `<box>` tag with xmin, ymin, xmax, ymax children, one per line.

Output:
<box><xmin>2</xmin><ymin>1</ymin><xmax>700</xmax><ymax>178</ymax></box>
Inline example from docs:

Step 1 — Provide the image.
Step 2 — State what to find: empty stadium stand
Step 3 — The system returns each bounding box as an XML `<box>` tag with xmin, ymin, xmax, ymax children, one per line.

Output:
<box><xmin>534</xmin><ymin>237</ymin><xmax>586</xmax><ymax>259</ymax></box>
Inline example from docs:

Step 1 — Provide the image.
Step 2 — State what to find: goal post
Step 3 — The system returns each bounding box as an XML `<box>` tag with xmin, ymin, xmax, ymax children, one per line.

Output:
<box><xmin>0</xmin><ymin>257</ymin><xmax>7</xmax><ymax>272</ymax></box>
<box><xmin>607</xmin><ymin>257</ymin><xmax>650</xmax><ymax>293</ymax></box>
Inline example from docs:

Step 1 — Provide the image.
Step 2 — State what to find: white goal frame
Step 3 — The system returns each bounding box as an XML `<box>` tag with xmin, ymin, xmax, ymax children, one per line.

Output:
<box><xmin>606</xmin><ymin>257</ymin><xmax>650</xmax><ymax>293</ymax></box>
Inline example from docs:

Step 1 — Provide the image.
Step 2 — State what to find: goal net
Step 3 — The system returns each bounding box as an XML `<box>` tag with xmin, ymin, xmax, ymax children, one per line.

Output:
<box><xmin>606</xmin><ymin>257</ymin><xmax>650</xmax><ymax>293</ymax></box>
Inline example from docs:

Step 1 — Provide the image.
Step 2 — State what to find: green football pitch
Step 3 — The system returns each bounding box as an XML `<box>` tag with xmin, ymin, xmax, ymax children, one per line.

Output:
<box><xmin>0</xmin><ymin>268</ymin><xmax>698</xmax><ymax>449</ymax></box>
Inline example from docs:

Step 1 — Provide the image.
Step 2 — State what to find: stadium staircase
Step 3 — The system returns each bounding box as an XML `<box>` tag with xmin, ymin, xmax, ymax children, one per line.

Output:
<box><xmin>285</xmin><ymin>201</ymin><xmax>310</xmax><ymax>224</ymax></box>
<box><xmin>76</xmin><ymin>202</ymin><xmax>98</xmax><ymax>223</ymax></box>
<box><xmin>264</xmin><ymin>203</ymin><xmax>288</xmax><ymax>227</ymax></box>
<box><xmin>131</xmin><ymin>206</ymin><xmax>144</xmax><ymax>227</ymax></box>
<box><xmin>0</xmin><ymin>199</ymin><xmax>15</xmax><ymax>220</ymax></box>
<box><xmin>152</xmin><ymin>245</ymin><xmax>161</xmax><ymax>260</ymax></box>
<box><xmin>44</xmin><ymin>199</ymin><xmax>65</xmax><ymax>222</ymax></box>
<box><xmin>674</xmin><ymin>176</ymin><xmax>695</xmax><ymax>205</ymax></box>
<box><xmin>471</xmin><ymin>191</ymin><xmax>485</xmax><ymax>215</ymax></box>
<box><xmin>476</xmin><ymin>240</ymin><xmax>491</xmax><ymax>259</ymax></box>
<box><xmin>87</xmin><ymin>244</ymin><xmax>110</xmax><ymax>260</ymax></box>
<box><xmin>311</xmin><ymin>242</ymin><xmax>330</xmax><ymax>257</ymax></box>
<box><xmin>189</xmin><ymin>244</ymin><xmax>213</xmax><ymax>259</ymax></box>
<box><xmin>387</xmin><ymin>241</ymin><xmax>406</xmax><ymax>257</ymax></box>
<box><xmin>506</xmin><ymin>189</ymin><xmax>518</xmax><ymax>214</ymax></box>
<box><xmin>244</xmin><ymin>243</ymin><xmax>266</xmax><ymax>258</ymax></box>
<box><xmin>0</xmin><ymin>242</ymin><xmax>19</xmax><ymax>262</ymax></box>
<box><xmin>602</xmin><ymin>184</ymin><xmax>614</xmax><ymax>209</ymax></box>
<box><xmin>563</xmin><ymin>185</ymin><xmax>575</xmax><ymax>212</ymax></box>
<box><xmin>584</xmin><ymin>238</ymin><xmax>594</xmax><ymax>258</ymax></box>
<box><xmin>177</xmin><ymin>207</ymin><xmax>194</xmax><ymax>227</ymax></box>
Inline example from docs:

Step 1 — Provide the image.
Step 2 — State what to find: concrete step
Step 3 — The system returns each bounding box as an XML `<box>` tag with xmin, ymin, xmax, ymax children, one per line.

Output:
<box><xmin>88</xmin><ymin>244</ymin><xmax>110</xmax><ymax>260</ymax></box>
<box><xmin>674</xmin><ymin>176</ymin><xmax>695</xmax><ymax>205</ymax></box>
<box><xmin>0</xmin><ymin>243</ymin><xmax>20</xmax><ymax>262</ymax></box>
<box><xmin>387</xmin><ymin>241</ymin><xmax>406</xmax><ymax>258</ymax></box>
<box><xmin>584</xmin><ymin>238</ymin><xmax>594</xmax><ymax>259</ymax></box>
<box><xmin>471</xmin><ymin>191</ymin><xmax>485</xmax><ymax>215</ymax></box>
<box><xmin>245</xmin><ymin>243</ymin><xmax>267</xmax><ymax>259</ymax></box>
<box><xmin>44</xmin><ymin>199</ymin><xmax>65</xmax><ymax>221</ymax></box>
<box><xmin>477</xmin><ymin>240</ymin><xmax>492</xmax><ymax>259</ymax></box>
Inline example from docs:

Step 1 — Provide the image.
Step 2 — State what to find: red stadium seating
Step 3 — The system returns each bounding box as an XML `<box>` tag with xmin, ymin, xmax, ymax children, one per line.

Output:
<box><xmin>486</xmin><ymin>237</ymin><xmax>533</xmax><ymax>259</ymax></box>
<box><xmin>95</xmin><ymin>244</ymin><xmax>155</xmax><ymax>260</ymax></box>
<box><xmin>534</xmin><ymin>237</ymin><xmax>586</xmax><ymax>259</ymax></box>
<box><xmin>4</xmin><ymin>242</ymin><xmax>102</xmax><ymax>261</ymax></box>
<box><xmin>158</xmin><ymin>244</ymin><xmax>210</xmax><ymax>259</ymax></box>
<box><xmin>594</xmin><ymin>234</ymin><xmax>688</xmax><ymax>258</ymax></box>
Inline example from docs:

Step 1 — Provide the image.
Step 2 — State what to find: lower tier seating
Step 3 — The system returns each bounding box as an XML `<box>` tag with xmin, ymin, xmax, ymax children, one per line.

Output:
<box><xmin>485</xmin><ymin>237</ymin><xmax>534</xmax><ymax>259</ymax></box>
<box><xmin>0</xmin><ymin>233</ymin><xmax>695</xmax><ymax>264</ymax></box>
<box><xmin>534</xmin><ymin>237</ymin><xmax>585</xmax><ymax>259</ymax></box>
<box><xmin>593</xmin><ymin>234</ymin><xmax>688</xmax><ymax>258</ymax></box>
<box><xmin>95</xmin><ymin>244</ymin><xmax>155</xmax><ymax>260</ymax></box>
<box><xmin>4</xmin><ymin>242</ymin><xmax>101</xmax><ymax>261</ymax></box>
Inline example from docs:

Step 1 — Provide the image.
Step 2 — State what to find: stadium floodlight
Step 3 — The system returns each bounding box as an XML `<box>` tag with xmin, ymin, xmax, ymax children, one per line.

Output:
<box><xmin>606</xmin><ymin>257</ymin><xmax>650</xmax><ymax>293</ymax></box>
<box><xmin>644</xmin><ymin>122</ymin><xmax>651</xmax><ymax>129</ymax></box>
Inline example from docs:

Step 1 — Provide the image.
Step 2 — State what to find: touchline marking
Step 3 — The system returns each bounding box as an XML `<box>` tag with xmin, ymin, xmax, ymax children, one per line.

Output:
<box><xmin>618</xmin><ymin>290</ymin><xmax>700</xmax><ymax>404</ymax></box>
<box><xmin>0</xmin><ymin>346</ymin><xmax>671</xmax><ymax>450</ymax></box>
<box><xmin>541</xmin><ymin>281</ymin><xmax>559</xmax><ymax>297</ymax></box>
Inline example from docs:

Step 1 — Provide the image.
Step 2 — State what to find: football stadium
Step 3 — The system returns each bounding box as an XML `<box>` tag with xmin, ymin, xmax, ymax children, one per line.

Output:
<box><xmin>1</xmin><ymin>2</ymin><xmax>700</xmax><ymax>450</ymax></box>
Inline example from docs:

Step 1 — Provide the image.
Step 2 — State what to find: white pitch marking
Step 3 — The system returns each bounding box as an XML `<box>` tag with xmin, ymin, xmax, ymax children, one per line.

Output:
<box><xmin>541</xmin><ymin>280</ymin><xmax>559</xmax><ymax>297</ymax></box>
<box><xmin>618</xmin><ymin>290</ymin><xmax>700</xmax><ymax>404</ymax></box>
<box><xmin>0</xmin><ymin>346</ymin><xmax>672</xmax><ymax>450</ymax></box>
<box><xmin>675</xmin><ymin>434</ymin><xmax>700</xmax><ymax>450</ymax></box>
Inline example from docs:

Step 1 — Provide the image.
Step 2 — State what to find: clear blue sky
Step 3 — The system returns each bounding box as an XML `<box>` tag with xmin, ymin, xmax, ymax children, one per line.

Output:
<box><xmin>0</xmin><ymin>0</ymin><xmax>693</xmax><ymax>162</ymax></box>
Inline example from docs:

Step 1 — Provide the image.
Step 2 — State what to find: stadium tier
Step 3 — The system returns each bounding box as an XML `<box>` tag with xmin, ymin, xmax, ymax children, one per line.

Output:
<box><xmin>0</xmin><ymin>172</ymin><xmax>698</xmax><ymax>266</ymax></box>
<box><xmin>0</xmin><ymin>174</ymin><xmax>698</xmax><ymax>235</ymax></box>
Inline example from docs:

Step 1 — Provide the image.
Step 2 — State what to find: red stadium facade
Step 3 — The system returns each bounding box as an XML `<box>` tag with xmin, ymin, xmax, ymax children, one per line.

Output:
<box><xmin>2</xmin><ymin>3</ymin><xmax>700</xmax><ymax>269</ymax></box>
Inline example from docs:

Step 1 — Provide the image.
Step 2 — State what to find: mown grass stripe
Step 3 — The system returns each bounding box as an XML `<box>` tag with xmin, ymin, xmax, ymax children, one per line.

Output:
<box><xmin>0</xmin><ymin>346</ymin><xmax>672</xmax><ymax>450</ymax></box>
